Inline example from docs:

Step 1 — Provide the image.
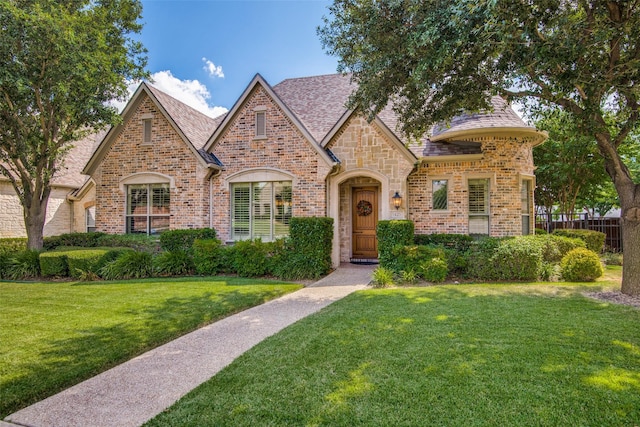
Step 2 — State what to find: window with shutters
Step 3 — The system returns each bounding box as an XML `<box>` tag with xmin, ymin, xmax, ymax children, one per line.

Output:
<box><xmin>126</xmin><ymin>183</ymin><xmax>170</xmax><ymax>235</ymax></box>
<box><xmin>432</xmin><ymin>179</ymin><xmax>448</xmax><ymax>210</ymax></box>
<box><xmin>255</xmin><ymin>111</ymin><xmax>266</xmax><ymax>138</ymax></box>
<box><xmin>231</xmin><ymin>181</ymin><xmax>291</xmax><ymax>241</ymax></box>
<box><xmin>468</xmin><ymin>179</ymin><xmax>489</xmax><ymax>235</ymax></box>
<box><xmin>521</xmin><ymin>179</ymin><xmax>533</xmax><ymax>235</ymax></box>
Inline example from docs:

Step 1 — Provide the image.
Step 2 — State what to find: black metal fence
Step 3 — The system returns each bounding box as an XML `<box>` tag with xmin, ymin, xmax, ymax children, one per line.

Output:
<box><xmin>535</xmin><ymin>213</ymin><xmax>623</xmax><ymax>252</ymax></box>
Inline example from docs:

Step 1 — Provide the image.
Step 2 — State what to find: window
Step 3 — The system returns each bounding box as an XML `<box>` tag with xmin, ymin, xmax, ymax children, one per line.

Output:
<box><xmin>126</xmin><ymin>183</ymin><xmax>170</xmax><ymax>235</ymax></box>
<box><xmin>521</xmin><ymin>179</ymin><xmax>532</xmax><ymax>235</ymax></box>
<box><xmin>468</xmin><ymin>179</ymin><xmax>489</xmax><ymax>235</ymax></box>
<box><xmin>231</xmin><ymin>181</ymin><xmax>291</xmax><ymax>241</ymax></box>
<box><xmin>255</xmin><ymin>111</ymin><xmax>266</xmax><ymax>138</ymax></box>
<box><xmin>142</xmin><ymin>119</ymin><xmax>152</xmax><ymax>143</ymax></box>
<box><xmin>432</xmin><ymin>179</ymin><xmax>448</xmax><ymax>210</ymax></box>
<box><xmin>86</xmin><ymin>206</ymin><xmax>96</xmax><ymax>232</ymax></box>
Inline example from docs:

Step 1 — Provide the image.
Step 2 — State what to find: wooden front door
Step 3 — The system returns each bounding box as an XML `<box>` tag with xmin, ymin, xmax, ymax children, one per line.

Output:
<box><xmin>352</xmin><ymin>187</ymin><xmax>378</xmax><ymax>259</ymax></box>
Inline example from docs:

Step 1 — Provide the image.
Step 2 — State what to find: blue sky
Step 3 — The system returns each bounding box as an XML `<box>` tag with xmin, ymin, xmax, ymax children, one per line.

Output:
<box><xmin>122</xmin><ymin>0</ymin><xmax>339</xmax><ymax>117</ymax></box>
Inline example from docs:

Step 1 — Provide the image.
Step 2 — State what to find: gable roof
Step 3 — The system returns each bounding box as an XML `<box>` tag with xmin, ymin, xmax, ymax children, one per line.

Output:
<box><xmin>83</xmin><ymin>83</ymin><xmax>224</xmax><ymax>175</ymax></box>
<box><xmin>203</xmin><ymin>74</ymin><xmax>337</xmax><ymax>167</ymax></box>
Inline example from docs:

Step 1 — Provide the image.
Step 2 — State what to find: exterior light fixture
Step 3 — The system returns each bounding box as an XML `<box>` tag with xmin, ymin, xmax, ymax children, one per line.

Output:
<box><xmin>392</xmin><ymin>191</ymin><xmax>402</xmax><ymax>210</ymax></box>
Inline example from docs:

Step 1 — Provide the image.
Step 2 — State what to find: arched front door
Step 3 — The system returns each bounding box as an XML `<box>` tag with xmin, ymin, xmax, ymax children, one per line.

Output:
<box><xmin>352</xmin><ymin>187</ymin><xmax>378</xmax><ymax>259</ymax></box>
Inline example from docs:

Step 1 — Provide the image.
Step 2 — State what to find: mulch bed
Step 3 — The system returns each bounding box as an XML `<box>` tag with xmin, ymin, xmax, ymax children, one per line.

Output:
<box><xmin>583</xmin><ymin>291</ymin><xmax>640</xmax><ymax>308</ymax></box>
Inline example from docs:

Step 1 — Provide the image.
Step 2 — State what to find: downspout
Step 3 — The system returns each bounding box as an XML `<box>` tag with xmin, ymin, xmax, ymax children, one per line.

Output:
<box><xmin>206</xmin><ymin>165</ymin><xmax>223</xmax><ymax>230</ymax></box>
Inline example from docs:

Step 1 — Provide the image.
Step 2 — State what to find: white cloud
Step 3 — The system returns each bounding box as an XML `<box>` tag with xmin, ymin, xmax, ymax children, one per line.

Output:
<box><xmin>202</xmin><ymin>57</ymin><xmax>225</xmax><ymax>78</ymax></box>
<box><xmin>110</xmin><ymin>70</ymin><xmax>228</xmax><ymax>118</ymax></box>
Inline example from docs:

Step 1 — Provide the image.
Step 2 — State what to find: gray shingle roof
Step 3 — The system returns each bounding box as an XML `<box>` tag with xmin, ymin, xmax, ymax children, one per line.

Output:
<box><xmin>52</xmin><ymin>131</ymin><xmax>105</xmax><ymax>187</ymax></box>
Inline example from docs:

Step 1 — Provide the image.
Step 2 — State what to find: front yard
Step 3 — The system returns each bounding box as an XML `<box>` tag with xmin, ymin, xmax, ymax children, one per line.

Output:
<box><xmin>0</xmin><ymin>277</ymin><xmax>302</xmax><ymax>417</ymax></box>
<box><xmin>146</xmin><ymin>267</ymin><xmax>640</xmax><ymax>426</ymax></box>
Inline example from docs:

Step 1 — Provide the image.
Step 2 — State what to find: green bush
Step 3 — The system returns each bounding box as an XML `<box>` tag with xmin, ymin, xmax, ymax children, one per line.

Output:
<box><xmin>43</xmin><ymin>232</ymin><xmax>107</xmax><ymax>250</ymax></box>
<box><xmin>391</xmin><ymin>245</ymin><xmax>445</xmax><ymax>275</ymax></box>
<box><xmin>95</xmin><ymin>234</ymin><xmax>160</xmax><ymax>253</ymax></box>
<box><xmin>492</xmin><ymin>237</ymin><xmax>544</xmax><ymax>281</ymax></box>
<box><xmin>399</xmin><ymin>269</ymin><xmax>418</xmax><ymax>285</ymax></box>
<box><xmin>39</xmin><ymin>251</ymin><xmax>70</xmax><ymax>277</ymax></box>
<box><xmin>0</xmin><ymin>238</ymin><xmax>27</xmax><ymax>253</ymax></box>
<box><xmin>534</xmin><ymin>228</ymin><xmax>548</xmax><ymax>235</ymax></box>
<box><xmin>377</xmin><ymin>220</ymin><xmax>414</xmax><ymax>270</ymax></box>
<box><xmin>552</xmin><ymin>229</ymin><xmax>606</xmax><ymax>253</ymax></box>
<box><xmin>420</xmin><ymin>257</ymin><xmax>449</xmax><ymax>283</ymax></box>
<box><xmin>272</xmin><ymin>217</ymin><xmax>333</xmax><ymax>280</ymax></box>
<box><xmin>159</xmin><ymin>228</ymin><xmax>217</xmax><ymax>253</ymax></box>
<box><xmin>218</xmin><ymin>245</ymin><xmax>238</xmax><ymax>274</ymax></box>
<box><xmin>560</xmin><ymin>248</ymin><xmax>604</xmax><ymax>282</ymax></box>
<box><xmin>414</xmin><ymin>234</ymin><xmax>474</xmax><ymax>252</ymax></box>
<box><xmin>601</xmin><ymin>251</ymin><xmax>623</xmax><ymax>266</ymax></box>
<box><xmin>465</xmin><ymin>237</ymin><xmax>503</xmax><ymax>280</ymax></box>
<box><xmin>192</xmin><ymin>238</ymin><xmax>223</xmax><ymax>275</ymax></box>
<box><xmin>4</xmin><ymin>250</ymin><xmax>41</xmax><ymax>279</ymax></box>
<box><xmin>371</xmin><ymin>266</ymin><xmax>394</xmax><ymax>288</ymax></box>
<box><xmin>154</xmin><ymin>250</ymin><xmax>195</xmax><ymax>276</ymax></box>
<box><xmin>100</xmin><ymin>251</ymin><xmax>154</xmax><ymax>280</ymax></box>
<box><xmin>232</xmin><ymin>240</ymin><xmax>271</xmax><ymax>278</ymax></box>
<box><xmin>0</xmin><ymin>252</ymin><xmax>12</xmax><ymax>279</ymax></box>
<box><xmin>67</xmin><ymin>248</ymin><xmax>132</xmax><ymax>279</ymax></box>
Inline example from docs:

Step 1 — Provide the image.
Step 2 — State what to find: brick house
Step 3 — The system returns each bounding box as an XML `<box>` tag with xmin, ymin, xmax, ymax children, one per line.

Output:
<box><xmin>81</xmin><ymin>73</ymin><xmax>545</xmax><ymax>267</ymax></box>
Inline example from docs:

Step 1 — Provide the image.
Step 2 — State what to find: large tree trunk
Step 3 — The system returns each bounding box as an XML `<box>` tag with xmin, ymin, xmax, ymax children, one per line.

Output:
<box><xmin>620</xmin><ymin>205</ymin><xmax>640</xmax><ymax>296</ymax></box>
<box><xmin>24</xmin><ymin>196</ymin><xmax>48</xmax><ymax>250</ymax></box>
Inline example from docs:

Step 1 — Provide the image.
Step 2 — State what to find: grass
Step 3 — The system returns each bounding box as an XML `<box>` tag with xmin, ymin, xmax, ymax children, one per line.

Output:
<box><xmin>0</xmin><ymin>276</ymin><xmax>302</xmax><ymax>417</ymax></box>
<box><xmin>146</xmin><ymin>267</ymin><xmax>640</xmax><ymax>426</ymax></box>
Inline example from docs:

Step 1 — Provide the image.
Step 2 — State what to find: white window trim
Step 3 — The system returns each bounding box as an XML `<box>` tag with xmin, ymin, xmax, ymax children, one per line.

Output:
<box><xmin>520</xmin><ymin>176</ymin><xmax>535</xmax><ymax>235</ymax></box>
<box><xmin>467</xmin><ymin>177</ymin><xmax>491</xmax><ymax>236</ymax></box>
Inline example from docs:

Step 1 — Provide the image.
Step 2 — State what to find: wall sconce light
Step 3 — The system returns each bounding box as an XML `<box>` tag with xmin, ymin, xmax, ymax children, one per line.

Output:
<box><xmin>392</xmin><ymin>191</ymin><xmax>402</xmax><ymax>210</ymax></box>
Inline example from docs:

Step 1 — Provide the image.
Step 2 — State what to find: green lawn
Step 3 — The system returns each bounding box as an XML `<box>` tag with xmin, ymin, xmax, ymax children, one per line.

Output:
<box><xmin>0</xmin><ymin>276</ymin><xmax>302</xmax><ymax>417</ymax></box>
<box><xmin>147</xmin><ymin>268</ymin><xmax>640</xmax><ymax>426</ymax></box>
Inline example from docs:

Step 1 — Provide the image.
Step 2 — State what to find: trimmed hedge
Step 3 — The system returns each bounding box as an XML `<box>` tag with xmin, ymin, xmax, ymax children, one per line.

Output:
<box><xmin>491</xmin><ymin>237</ymin><xmax>544</xmax><ymax>281</ymax></box>
<box><xmin>273</xmin><ymin>217</ymin><xmax>333</xmax><ymax>280</ymax></box>
<box><xmin>154</xmin><ymin>250</ymin><xmax>195</xmax><ymax>276</ymax></box>
<box><xmin>391</xmin><ymin>245</ymin><xmax>445</xmax><ymax>275</ymax></box>
<box><xmin>43</xmin><ymin>232</ymin><xmax>160</xmax><ymax>253</ymax></box>
<box><xmin>100</xmin><ymin>251</ymin><xmax>154</xmax><ymax>280</ymax></box>
<box><xmin>193</xmin><ymin>238</ymin><xmax>223</xmax><ymax>275</ymax></box>
<box><xmin>560</xmin><ymin>248</ymin><xmax>604</xmax><ymax>282</ymax></box>
<box><xmin>1</xmin><ymin>250</ymin><xmax>40</xmax><ymax>279</ymax></box>
<box><xmin>552</xmin><ymin>229</ymin><xmax>606</xmax><ymax>253</ymax></box>
<box><xmin>160</xmin><ymin>228</ymin><xmax>217</xmax><ymax>252</ymax></box>
<box><xmin>43</xmin><ymin>232</ymin><xmax>107</xmax><ymax>250</ymax></box>
<box><xmin>377</xmin><ymin>220</ymin><xmax>414</xmax><ymax>270</ymax></box>
<box><xmin>0</xmin><ymin>238</ymin><xmax>27</xmax><ymax>253</ymax></box>
<box><xmin>40</xmin><ymin>247</ymin><xmax>133</xmax><ymax>278</ymax></box>
<box><xmin>414</xmin><ymin>233</ymin><xmax>474</xmax><ymax>252</ymax></box>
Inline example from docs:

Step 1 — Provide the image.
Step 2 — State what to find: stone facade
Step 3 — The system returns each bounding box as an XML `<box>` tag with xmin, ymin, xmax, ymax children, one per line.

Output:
<box><xmin>209</xmin><ymin>86</ymin><xmax>332</xmax><ymax>242</ymax></box>
<box><xmin>92</xmin><ymin>95</ymin><xmax>211</xmax><ymax>234</ymax></box>
<box><xmin>408</xmin><ymin>136</ymin><xmax>536</xmax><ymax>236</ymax></box>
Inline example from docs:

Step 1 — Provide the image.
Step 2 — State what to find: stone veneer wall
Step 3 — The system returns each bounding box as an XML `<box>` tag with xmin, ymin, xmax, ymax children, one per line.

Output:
<box><xmin>93</xmin><ymin>95</ymin><xmax>210</xmax><ymax>234</ymax></box>
<box><xmin>209</xmin><ymin>86</ymin><xmax>332</xmax><ymax>241</ymax></box>
<box><xmin>408</xmin><ymin>137</ymin><xmax>536</xmax><ymax>236</ymax></box>
<box><xmin>327</xmin><ymin>116</ymin><xmax>416</xmax><ymax>262</ymax></box>
<box><xmin>0</xmin><ymin>181</ymin><xmax>73</xmax><ymax>237</ymax></box>
<box><xmin>71</xmin><ymin>185</ymin><xmax>96</xmax><ymax>233</ymax></box>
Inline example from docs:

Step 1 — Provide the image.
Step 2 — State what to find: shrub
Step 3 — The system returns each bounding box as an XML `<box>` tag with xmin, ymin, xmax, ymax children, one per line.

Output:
<box><xmin>560</xmin><ymin>248</ymin><xmax>604</xmax><ymax>282</ymax></box>
<box><xmin>272</xmin><ymin>217</ymin><xmax>333</xmax><ymax>280</ymax></box>
<box><xmin>95</xmin><ymin>234</ymin><xmax>160</xmax><ymax>253</ymax></box>
<box><xmin>5</xmin><ymin>250</ymin><xmax>41</xmax><ymax>279</ymax></box>
<box><xmin>371</xmin><ymin>267</ymin><xmax>394</xmax><ymax>288</ymax></box>
<box><xmin>218</xmin><ymin>245</ymin><xmax>238</xmax><ymax>274</ymax></box>
<box><xmin>0</xmin><ymin>238</ymin><xmax>27</xmax><ymax>253</ymax></box>
<box><xmin>160</xmin><ymin>228</ymin><xmax>217</xmax><ymax>252</ymax></box>
<box><xmin>377</xmin><ymin>220</ymin><xmax>414</xmax><ymax>270</ymax></box>
<box><xmin>232</xmin><ymin>239</ymin><xmax>270</xmax><ymax>277</ymax></box>
<box><xmin>43</xmin><ymin>232</ymin><xmax>107</xmax><ymax>250</ymax></box>
<box><xmin>492</xmin><ymin>237</ymin><xmax>544</xmax><ymax>281</ymax></box>
<box><xmin>552</xmin><ymin>229</ymin><xmax>606</xmax><ymax>253</ymax></box>
<box><xmin>154</xmin><ymin>250</ymin><xmax>195</xmax><ymax>276</ymax></box>
<box><xmin>67</xmin><ymin>248</ymin><xmax>132</xmax><ymax>279</ymax></box>
<box><xmin>39</xmin><ymin>251</ymin><xmax>70</xmax><ymax>277</ymax></box>
<box><xmin>0</xmin><ymin>252</ymin><xmax>12</xmax><ymax>279</ymax></box>
<box><xmin>414</xmin><ymin>234</ymin><xmax>474</xmax><ymax>252</ymax></box>
<box><xmin>400</xmin><ymin>269</ymin><xmax>418</xmax><ymax>285</ymax></box>
<box><xmin>100</xmin><ymin>251</ymin><xmax>154</xmax><ymax>280</ymax></box>
<box><xmin>601</xmin><ymin>251</ymin><xmax>623</xmax><ymax>266</ymax></box>
<box><xmin>465</xmin><ymin>237</ymin><xmax>502</xmax><ymax>280</ymax></box>
<box><xmin>391</xmin><ymin>245</ymin><xmax>445</xmax><ymax>275</ymax></box>
<box><xmin>192</xmin><ymin>238</ymin><xmax>223</xmax><ymax>275</ymax></box>
<box><xmin>534</xmin><ymin>228</ymin><xmax>548</xmax><ymax>235</ymax></box>
<box><xmin>420</xmin><ymin>257</ymin><xmax>449</xmax><ymax>283</ymax></box>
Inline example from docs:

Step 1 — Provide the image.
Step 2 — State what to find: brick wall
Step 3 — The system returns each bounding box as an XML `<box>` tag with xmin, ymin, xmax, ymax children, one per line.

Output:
<box><xmin>408</xmin><ymin>136</ymin><xmax>536</xmax><ymax>236</ymax></box>
<box><xmin>210</xmin><ymin>86</ymin><xmax>332</xmax><ymax>241</ymax></box>
<box><xmin>93</xmin><ymin>95</ymin><xmax>210</xmax><ymax>234</ymax></box>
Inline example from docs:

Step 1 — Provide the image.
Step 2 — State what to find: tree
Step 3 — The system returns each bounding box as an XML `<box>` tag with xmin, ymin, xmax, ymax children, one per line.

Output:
<box><xmin>319</xmin><ymin>0</ymin><xmax>640</xmax><ymax>296</ymax></box>
<box><xmin>533</xmin><ymin>109</ymin><xmax>609</xmax><ymax>227</ymax></box>
<box><xmin>0</xmin><ymin>0</ymin><xmax>147</xmax><ymax>249</ymax></box>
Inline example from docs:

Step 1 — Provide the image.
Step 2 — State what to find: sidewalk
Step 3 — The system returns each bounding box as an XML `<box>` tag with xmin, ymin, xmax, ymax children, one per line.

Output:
<box><xmin>4</xmin><ymin>264</ymin><xmax>373</xmax><ymax>427</ymax></box>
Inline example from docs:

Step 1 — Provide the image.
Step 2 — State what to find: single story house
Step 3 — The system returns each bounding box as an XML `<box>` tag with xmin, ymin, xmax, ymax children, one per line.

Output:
<box><xmin>1</xmin><ymin>73</ymin><xmax>547</xmax><ymax>268</ymax></box>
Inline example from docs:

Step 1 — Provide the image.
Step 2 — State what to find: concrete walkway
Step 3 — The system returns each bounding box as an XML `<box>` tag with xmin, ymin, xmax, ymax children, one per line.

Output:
<box><xmin>4</xmin><ymin>264</ymin><xmax>373</xmax><ymax>427</ymax></box>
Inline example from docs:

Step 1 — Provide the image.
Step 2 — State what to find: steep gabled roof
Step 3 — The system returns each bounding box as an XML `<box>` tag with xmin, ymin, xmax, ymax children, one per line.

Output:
<box><xmin>203</xmin><ymin>74</ymin><xmax>336</xmax><ymax>168</ymax></box>
<box><xmin>84</xmin><ymin>83</ymin><xmax>224</xmax><ymax>175</ymax></box>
